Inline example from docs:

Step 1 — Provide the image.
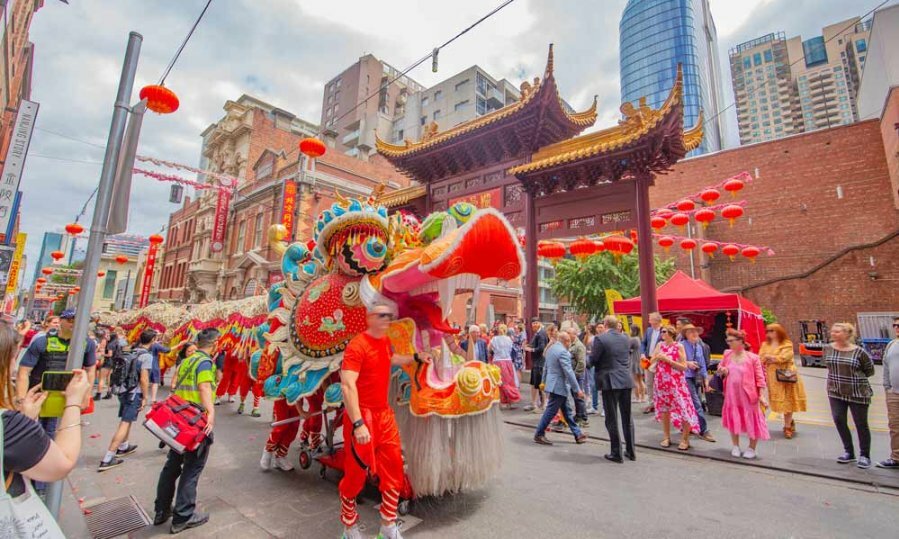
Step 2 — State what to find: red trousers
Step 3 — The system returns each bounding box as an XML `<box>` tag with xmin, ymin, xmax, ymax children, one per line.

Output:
<box><xmin>216</xmin><ymin>358</ymin><xmax>263</xmax><ymax>402</ymax></box>
<box><xmin>338</xmin><ymin>407</ymin><xmax>404</xmax><ymax>525</ymax></box>
<box><xmin>265</xmin><ymin>399</ymin><xmax>300</xmax><ymax>457</ymax></box>
<box><xmin>299</xmin><ymin>389</ymin><xmax>324</xmax><ymax>447</ymax></box>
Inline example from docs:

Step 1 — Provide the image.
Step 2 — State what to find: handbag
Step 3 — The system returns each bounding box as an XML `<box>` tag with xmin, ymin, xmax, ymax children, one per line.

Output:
<box><xmin>0</xmin><ymin>412</ymin><xmax>67</xmax><ymax>538</ymax></box>
<box><xmin>143</xmin><ymin>395</ymin><xmax>208</xmax><ymax>454</ymax></box>
<box><xmin>775</xmin><ymin>369</ymin><xmax>798</xmax><ymax>383</ymax></box>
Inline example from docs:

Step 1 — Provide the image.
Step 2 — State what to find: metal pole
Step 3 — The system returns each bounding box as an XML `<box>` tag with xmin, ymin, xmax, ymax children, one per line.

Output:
<box><xmin>46</xmin><ymin>31</ymin><xmax>142</xmax><ymax>520</ymax></box>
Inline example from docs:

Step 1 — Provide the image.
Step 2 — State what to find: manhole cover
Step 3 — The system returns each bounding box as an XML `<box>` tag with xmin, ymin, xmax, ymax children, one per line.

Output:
<box><xmin>84</xmin><ymin>495</ymin><xmax>151</xmax><ymax>539</ymax></box>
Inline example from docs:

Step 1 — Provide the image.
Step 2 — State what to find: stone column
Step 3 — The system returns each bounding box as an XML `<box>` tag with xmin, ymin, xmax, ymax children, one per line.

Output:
<box><xmin>635</xmin><ymin>171</ymin><xmax>658</xmax><ymax>328</ymax></box>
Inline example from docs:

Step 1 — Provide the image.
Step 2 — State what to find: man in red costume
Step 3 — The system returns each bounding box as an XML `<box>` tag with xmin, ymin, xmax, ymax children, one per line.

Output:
<box><xmin>339</xmin><ymin>301</ymin><xmax>426</xmax><ymax>539</ymax></box>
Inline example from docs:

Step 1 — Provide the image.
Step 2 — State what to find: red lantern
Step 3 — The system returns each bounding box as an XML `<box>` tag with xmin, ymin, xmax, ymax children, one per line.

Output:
<box><xmin>724</xmin><ymin>177</ymin><xmax>745</xmax><ymax>197</ymax></box>
<box><xmin>700</xmin><ymin>188</ymin><xmax>720</xmax><ymax>204</ymax></box>
<box><xmin>139</xmin><ymin>84</ymin><xmax>180</xmax><ymax>114</ymax></box>
<box><xmin>149</xmin><ymin>233</ymin><xmax>165</xmax><ymax>245</ymax></box>
<box><xmin>741</xmin><ymin>246</ymin><xmax>761</xmax><ymax>263</ymax></box>
<box><xmin>299</xmin><ymin>137</ymin><xmax>327</xmax><ymax>159</ymax></box>
<box><xmin>721</xmin><ymin>205</ymin><xmax>744</xmax><ymax>227</ymax></box>
<box><xmin>670</xmin><ymin>212</ymin><xmax>689</xmax><ymax>229</ymax></box>
<box><xmin>593</xmin><ymin>240</ymin><xmax>605</xmax><ymax>252</ymax></box>
<box><xmin>656</xmin><ymin>208</ymin><xmax>674</xmax><ymax>220</ymax></box>
<box><xmin>701</xmin><ymin>242</ymin><xmax>718</xmax><ymax>258</ymax></box>
<box><xmin>650</xmin><ymin>216</ymin><xmax>667</xmax><ymax>230</ymax></box>
<box><xmin>537</xmin><ymin>241</ymin><xmax>566</xmax><ymax>262</ymax></box>
<box><xmin>676</xmin><ymin>199</ymin><xmax>695</xmax><ymax>212</ymax></box>
<box><xmin>41</xmin><ymin>268</ymin><xmax>53</xmax><ymax>276</ymax></box>
<box><xmin>115</xmin><ymin>254</ymin><xmax>129</xmax><ymax>265</ymax></box>
<box><xmin>72</xmin><ymin>286</ymin><xmax>80</xmax><ymax>293</ymax></box>
<box><xmin>68</xmin><ymin>290</ymin><xmax>76</xmax><ymax>296</ymax></box>
<box><xmin>629</xmin><ymin>230</ymin><xmax>638</xmax><ymax>243</ymax></box>
<box><xmin>36</xmin><ymin>277</ymin><xmax>47</xmax><ymax>284</ymax></box>
<box><xmin>97</xmin><ymin>270</ymin><xmax>106</xmax><ymax>278</ymax></box>
<box><xmin>658</xmin><ymin>235</ymin><xmax>675</xmax><ymax>252</ymax></box>
<box><xmin>722</xmin><ymin>244</ymin><xmax>740</xmax><ymax>260</ymax></box>
<box><xmin>50</xmin><ymin>250</ymin><xmax>64</xmax><ymax>261</ymax></box>
<box><xmin>603</xmin><ymin>235</ymin><xmax>634</xmax><ymax>260</ymax></box>
<box><xmin>680</xmin><ymin>238</ymin><xmax>697</xmax><ymax>251</ymax></box>
<box><xmin>65</xmin><ymin>222</ymin><xmax>84</xmax><ymax>236</ymax></box>
<box><xmin>694</xmin><ymin>208</ymin><xmax>715</xmax><ymax>229</ymax></box>
<box><xmin>569</xmin><ymin>237</ymin><xmax>598</xmax><ymax>260</ymax></box>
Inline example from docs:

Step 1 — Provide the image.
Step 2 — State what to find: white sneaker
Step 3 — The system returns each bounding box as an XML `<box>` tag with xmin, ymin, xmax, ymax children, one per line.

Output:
<box><xmin>587</xmin><ymin>408</ymin><xmax>599</xmax><ymax>415</ymax></box>
<box><xmin>273</xmin><ymin>455</ymin><xmax>295</xmax><ymax>471</ymax></box>
<box><xmin>378</xmin><ymin>523</ymin><xmax>404</xmax><ymax>539</ymax></box>
<box><xmin>342</xmin><ymin>525</ymin><xmax>364</xmax><ymax>539</ymax></box>
<box><xmin>731</xmin><ymin>446</ymin><xmax>742</xmax><ymax>458</ymax></box>
<box><xmin>600</xmin><ymin>409</ymin><xmax>606</xmax><ymax>417</ymax></box>
<box><xmin>742</xmin><ymin>448</ymin><xmax>757</xmax><ymax>460</ymax></box>
<box><xmin>260</xmin><ymin>450</ymin><xmax>274</xmax><ymax>471</ymax></box>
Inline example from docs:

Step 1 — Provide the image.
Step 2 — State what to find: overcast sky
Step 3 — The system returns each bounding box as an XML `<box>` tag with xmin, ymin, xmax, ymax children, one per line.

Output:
<box><xmin>18</xmin><ymin>0</ymin><xmax>874</xmax><ymax>281</ymax></box>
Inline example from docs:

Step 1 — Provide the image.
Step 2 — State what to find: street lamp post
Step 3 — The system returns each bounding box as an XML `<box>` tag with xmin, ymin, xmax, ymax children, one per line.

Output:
<box><xmin>45</xmin><ymin>31</ymin><xmax>143</xmax><ymax>520</ymax></box>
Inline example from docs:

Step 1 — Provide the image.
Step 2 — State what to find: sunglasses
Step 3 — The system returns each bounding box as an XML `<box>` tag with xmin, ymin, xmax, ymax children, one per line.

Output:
<box><xmin>893</xmin><ymin>324</ymin><xmax>899</xmax><ymax>328</ymax></box>
<box><xmin>371</xmin><ymin>312</ymin><xmax>396</xmax><ymax>320</ymax></box>
<box><xmin>765</xmin><ymin>329</ymin><xmax>776</xmax><ymax>333</ymax></box>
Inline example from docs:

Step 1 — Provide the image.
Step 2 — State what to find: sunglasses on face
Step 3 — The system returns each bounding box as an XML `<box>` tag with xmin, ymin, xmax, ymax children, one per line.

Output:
<box><xmin>726</xmin><ymin>338</ymin><xmax>741</xmax><ymax>344</ymax></box>
<box><xmin>371</xmin><ymin>312</ymin><xmax>396</xmax><ymax>320</ymax></box>
<box><xmin>893</xmin><ymin>324</ymin><xmax>899</xmax><ymax>328</ymax></box>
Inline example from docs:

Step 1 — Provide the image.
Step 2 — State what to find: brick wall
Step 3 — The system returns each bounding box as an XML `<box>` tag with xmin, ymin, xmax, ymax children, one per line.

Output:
<box><xmin>651</xmin><ymin>119</ymin><xmax>899</xmax><ymax>337</ymax></box>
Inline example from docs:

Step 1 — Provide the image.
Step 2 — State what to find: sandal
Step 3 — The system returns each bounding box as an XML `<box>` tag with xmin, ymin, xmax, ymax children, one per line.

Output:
<box><xmin>678</xmin><ymin>441</ymin><xmax>691</xmax><ymax>451</ymax></box>
<box><xmin>660</xmin><ymin>438</ymin><xmax>671</xmax><ymax>448</ymax></box>
<box><xmin>784</xmin><ymin>426</ymin><xmax>794</xmax><ymax>439</ymax></box>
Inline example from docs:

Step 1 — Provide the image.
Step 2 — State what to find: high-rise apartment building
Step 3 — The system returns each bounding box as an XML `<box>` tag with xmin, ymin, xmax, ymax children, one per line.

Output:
<box><xmin>619</xmin><ymin>0</ymin><xmax>726</xmax><ymax>155</ymax></box>
<box><xmin>729</xmin><ymin>18</ymin><xmax>871</xmax><ymax>145</ymax></box>
<box><xmin>389</xmin><ymin>66</ymin><xmax>520</xmax><ymax>144</ymax></box>
<box><xmin>321</xmin><ymin>54</ymin><xmax>425</xmax><ymax>159</ymax></box>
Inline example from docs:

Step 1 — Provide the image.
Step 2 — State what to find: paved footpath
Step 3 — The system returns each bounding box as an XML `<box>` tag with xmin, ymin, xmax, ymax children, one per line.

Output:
<box><xmin>61</xmin><ymin>382</ymin><xmax>899</xmax><ymax>538</ymax></box>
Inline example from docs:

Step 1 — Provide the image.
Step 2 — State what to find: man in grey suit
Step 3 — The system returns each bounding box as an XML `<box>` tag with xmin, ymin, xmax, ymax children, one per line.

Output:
<box><xmin>534</xmin><ymin>332</ymin><xmax>588</xmax><ymax>446</ymax></box>
<box><xmin>589</xmin><ymin>315</ymin><xmax>636</xmax><ymax>462</ymax></box>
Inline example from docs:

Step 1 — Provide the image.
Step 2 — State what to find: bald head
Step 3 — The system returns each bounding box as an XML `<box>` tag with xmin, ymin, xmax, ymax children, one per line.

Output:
<box><xmin>558</xmin><ymin>331</ymin><xmax>572</xmax><ymax>347</ymax></box>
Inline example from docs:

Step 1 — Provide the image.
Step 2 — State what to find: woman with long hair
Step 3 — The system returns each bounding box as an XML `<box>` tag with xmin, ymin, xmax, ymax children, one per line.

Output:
<box><xmin>2</xmin><ymin>322</ymin><xmax>90</xmax><ymax>499</ymax></box>
<box><xmin>825</xmin><ymin>322</ymin><xmax>875</xmax><ymax>469</ymax></box>
<box><xmin>759</xmin><ymin>323</ymin><xmax>806</xmax><ymax>439</ymax></box>
<box><xmin>719</xmin><ymin>329</ymin><xmax>769</xmax><ymax>459</ymax></box>
<box><xmin>651</xmin><ymin>326</ymin><xmax>698</xmax><ymax>451</ymax></box>
<box><xmin>489</xmin><ymin>324</ymin><xmax>521</xmax><ymax>409</ymax></box>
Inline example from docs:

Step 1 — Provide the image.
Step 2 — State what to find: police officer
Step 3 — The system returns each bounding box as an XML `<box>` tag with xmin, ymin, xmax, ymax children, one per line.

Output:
<box><xmin>153</xmin><ymin>328</ymin><xmax>218</xmax><ymax>534</ymax></box>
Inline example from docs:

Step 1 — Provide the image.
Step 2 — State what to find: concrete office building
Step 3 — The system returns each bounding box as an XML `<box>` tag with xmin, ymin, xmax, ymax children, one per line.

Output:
<box><xmin>389</xmin><ymin>66</ymin><xmax>520</xmax><ymax>144</ymax></box>
<box><xmin>321</xmin><ymin>54</ymin><xmax>425</xmax><ymax>159</ymax></box>
<box><xmin>730</xmin><ymin>17</ymin><xmax>872</xmax><ymax>145</ymax></box>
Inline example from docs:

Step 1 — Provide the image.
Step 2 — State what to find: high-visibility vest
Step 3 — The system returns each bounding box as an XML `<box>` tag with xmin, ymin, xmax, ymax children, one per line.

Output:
<box><xmin>174</xmin><ymin>351</ymin><xmax>214</xmax><ymax>405</ymax></box>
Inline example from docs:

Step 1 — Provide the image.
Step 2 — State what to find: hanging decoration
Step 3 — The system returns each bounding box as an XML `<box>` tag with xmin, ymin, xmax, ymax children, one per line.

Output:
<box><xmin>593</xmin><ymin>239</ymin><xmax>605</xmax><ymax>252</ymax></box>
<box><xmin>701</xmin><ymin>242</ymin><xmax>718</xmax><ymax>257</ymax></box>
<box><xmin>50</xmin><ymin>250</ymin><xmax>64</xmax><ymax>261</ymax></box>
<box><xmin>670</xmin><ymin>212</ymin><xmax>689</xmax><ymax>230</ymax></box>
<box><xmin>722</xmin><ymin>244</ymin><xmax>740</xmax><ymax>260</ymax></box>
<box><xmin>64</xmin><ymin>222</ymin><xmax>84</xmax><ymax>236</ymax></box>
<box><xmin>97</xmin><ymin>271</ymin><xmax>106</xmax><ymax>278</ymax></box>
<box><xmin>568</xmin><ymin>237</ymin><xmax>598</xmax><ymax>260</ymax></box>
<box><xmin>724</xmin><ymin>176</ymin><xmax>746</xmax><ymax>197</ymax></box>
<box><xmin>741</xmin><ymin>246</ymin><xmax>761</xmax><ymax>263</ymax></box>
<box><xmin>133</xmin><ymin>168</ymin><xmax>232</xmax><ymax>193</ymax></box>
<box><xmin>700</xmin><ymin>188</ymin><xmax>720</xmax><ymax>205</ymax></box>
<box><xmin>721</xmin><ymin>204</ymin><xmax>744</xmax><ymax>227</ymax></box>
<box><xmin>603</xmin><ymin>234</ymin><xmax>634</xmax><ymax>260</ymax></box>
<box><xmin>658</xmin><ymin>235</ymin><xmax>675</xmax><ymax>252</ymax></box>
<box><xmin>693</xmin><ymin>208</ymin><xmax>715</xmax><ymax>228</ymax></box>
<box><xmin>679</xmin><ymin>238</ymin><xmax>697</xmax><ymax>251</ymax></box>
<box><xmin>115</xmin><ymin>254</ymin><xmax>129</xmax><ymax>265</ymax></box>
<box><xmin>139</xmin><ymin>235</ymin><xmax>164</xmax><ymax>308</ymax></box>
<box><xmin>650</xmin><ymin>216</ymin><xmax>667</xmax><ymax>230</ymax></box>
<box><xmin>35</xmin><ymin>278</ymin><xmax>46</xmax><ymax>284</ymax></box>
<box><xmin>536</xmin><ymin>240</ymin><xmax>566</xmax><ymax>262</ymax></box>
<box><xmin>210</xmin><ymin>188</ymin><xmax>231</xmax><ymax>253</ymax></box>
<box><xmin>676</xmin><ymin>199</ymin><xmax>695</xmax><ymax>212</ymax></box>
<box><xmin>139</xmin><ymin>84</ymin><xmax>180</xmax><ymax>114</ymax></box>
<box><xmin>41</xmin><ymin>268</ymin><xmax>53</xmax><ymax>276</ymax></box>
<box><xmin>299</xmin><ymin>137</ymin><xmax>327</xmax><ymax>159</ymax></box>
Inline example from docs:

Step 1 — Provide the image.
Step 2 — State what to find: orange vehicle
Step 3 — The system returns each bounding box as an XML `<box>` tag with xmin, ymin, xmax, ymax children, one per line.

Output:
<box><xmin>798</xmin><ymin>320</ymin><xmax>827</xmax><ymax>367</ymax></box>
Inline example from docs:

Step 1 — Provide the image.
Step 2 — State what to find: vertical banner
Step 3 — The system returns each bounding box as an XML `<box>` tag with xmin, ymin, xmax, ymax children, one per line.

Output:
<box><xmin>280</xmin><ymin>179</ymin><xmax>297</xmax><ymax>241</ymax></box>
<box><xmin>138</xmin><ymin>241</ymin><xmax>160</xmax><ymax>308</ymax></box>
<box><xmin>0</xmin><ymin>100</ymin><xmax>39</xmax><ymax>241</ymax></box>
<box><xmin>210</xmin><ymin>188</ymin><xmax>231</xmax><ymax>253</ymax></box>
<box><xmin>1</xmin><ymin>191</ymin><xmax>22</xmax><ymax>245</ymax></box>
<box><xmin>4</xmin><ymin>232</ymin><xmax>26</xmax><ymax>313</ymax></box>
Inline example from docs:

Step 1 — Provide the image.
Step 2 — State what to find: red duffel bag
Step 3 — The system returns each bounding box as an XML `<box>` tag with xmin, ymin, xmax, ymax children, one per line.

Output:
<box><xmin>143</xmin><ymin>394</ymin><xmax>208</xmax><ymax>454</ymax></box>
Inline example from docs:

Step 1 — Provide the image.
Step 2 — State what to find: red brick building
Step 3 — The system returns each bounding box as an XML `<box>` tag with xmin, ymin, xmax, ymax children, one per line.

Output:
<box><xmin>156</xmin><ymin>195</ymin><xmax>199</xmax><ymax>302</ymax></box>
<box><xmin>650</xmin><ymin>116</ymin><xmax>899</xmax><ymax>338</ymax></box>
<box><xmin>0</xmin><ymin>0</ymin><xmax>41</xmax><ymax>168</ymax></box>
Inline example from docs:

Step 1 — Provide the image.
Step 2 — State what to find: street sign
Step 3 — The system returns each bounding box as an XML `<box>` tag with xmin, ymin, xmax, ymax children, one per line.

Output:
<box><xmin>169</xmin><ymin>184</ymin><xmax>183</xmax><ymax>203</ymax></box>
<box><xmin>210</xmin><ymin>188</ymin><xmax>230</xmax><ymax>252</ymax></box>
<box><xmin>0</xmin><ymin>101</ymin><xmax>39</xmax><ymax>237</ymax></box>
<box><xmin>4</xmin><ymin>232</ymin><xmax>26</xmax><ymax>313</ymax></box>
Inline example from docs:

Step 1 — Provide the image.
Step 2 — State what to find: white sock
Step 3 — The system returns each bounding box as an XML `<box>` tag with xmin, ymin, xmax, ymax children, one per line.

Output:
<box><xmin>118</xmin><ymin>442</ymin><xmax>129</xmax><ymax>451</ymax></box>
<box><xmin>103</xmin><ymin>450</ymin><xmax>116</xmax><ymax>463</ymax></box>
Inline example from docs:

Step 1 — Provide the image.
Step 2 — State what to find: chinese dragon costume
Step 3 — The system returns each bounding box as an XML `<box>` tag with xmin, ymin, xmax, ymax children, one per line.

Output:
<box><xmin>252</xmin><ymin>191</ymin><xmax>524</xmax><ymax>497</ymax></box>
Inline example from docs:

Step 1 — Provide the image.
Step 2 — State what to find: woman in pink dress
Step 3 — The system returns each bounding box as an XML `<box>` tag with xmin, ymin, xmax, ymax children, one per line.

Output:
<box><xmin>719</xmin><ymin>329</ymin><xmax>770</xmax><ymax>459</ymax></box>
<box><xmin>651</xmin><ymin>326</ymin><xmax>699</xmax><ymax>451</ymax></box>
<box><xmin>489</xmin><ymin>324</ymin><xmax>521</xmax><ymax>408</ymax></box>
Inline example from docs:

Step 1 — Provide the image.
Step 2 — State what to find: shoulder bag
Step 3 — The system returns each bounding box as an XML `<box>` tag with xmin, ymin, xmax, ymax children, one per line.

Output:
<box><xmin>0</xmin><ymin>412</ymin><xmax>67</xmax><ymax>538</ymax></box>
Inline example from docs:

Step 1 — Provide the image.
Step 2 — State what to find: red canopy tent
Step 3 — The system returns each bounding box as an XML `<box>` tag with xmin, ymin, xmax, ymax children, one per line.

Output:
<box><xmin>614</xmin><ymin>271</ymin><xmax>766</xmax><ymax>352</ymax></box>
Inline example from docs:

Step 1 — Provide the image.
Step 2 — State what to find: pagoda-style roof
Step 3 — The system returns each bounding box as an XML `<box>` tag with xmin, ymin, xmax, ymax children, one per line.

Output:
<box><xmin>509</xmin><ymin>66</ymin><xmax>703</xmax><ymax>194</ymax></box>
<box><xmin>376</xmin><ymin>45</ymin><xmax>597</xmax><ymax>182</ymax></box>
<box><xmin>378</xmin><ymin>184</ymin><xmax>427</xmax><ymax>208</ymax></box>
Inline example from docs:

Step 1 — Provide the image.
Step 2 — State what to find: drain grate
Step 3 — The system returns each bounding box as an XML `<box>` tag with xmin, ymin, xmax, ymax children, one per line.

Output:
<box><xmin>83</xmin><ymin>495</ymin><xmax>152</xmax><ymax>539</ymax></box>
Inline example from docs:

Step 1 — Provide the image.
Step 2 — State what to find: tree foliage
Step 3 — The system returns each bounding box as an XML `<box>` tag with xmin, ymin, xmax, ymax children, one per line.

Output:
<box><xmin>548</xmin><ymin>253</ymin><xmax>675</xmax><ymax>319</ymax></box>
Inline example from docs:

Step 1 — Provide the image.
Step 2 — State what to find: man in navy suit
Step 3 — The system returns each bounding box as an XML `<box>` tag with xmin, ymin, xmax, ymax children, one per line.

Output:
<box><xmin>641</xmin><ymin>312</ymin><xmax>664</xmax><ymax>414</ymax></box>
<box><xmin>589</xmin><ymin>316</ymin><xmax>636</xmax><ymax>462</ymax></box>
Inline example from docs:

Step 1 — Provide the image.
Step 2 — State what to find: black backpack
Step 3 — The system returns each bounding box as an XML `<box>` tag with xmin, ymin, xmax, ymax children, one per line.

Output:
<box><xmin>110</xmin><ymin>347</ymin><xmax>146</xmax><ymax>395</ymax></box>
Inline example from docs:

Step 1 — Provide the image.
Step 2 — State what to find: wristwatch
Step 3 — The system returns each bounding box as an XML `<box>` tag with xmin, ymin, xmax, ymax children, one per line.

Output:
<box><xmin>352</xmin><ymin>419</ymin><xmax>365</xmax><ymax>431</ymax></box>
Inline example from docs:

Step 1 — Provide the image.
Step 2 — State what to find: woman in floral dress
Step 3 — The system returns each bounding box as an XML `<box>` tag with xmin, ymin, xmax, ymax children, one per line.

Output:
<box><xmin>651</xmin><ymin>326</ymin><xmax>699</xmax><ymax>450</ymax></box>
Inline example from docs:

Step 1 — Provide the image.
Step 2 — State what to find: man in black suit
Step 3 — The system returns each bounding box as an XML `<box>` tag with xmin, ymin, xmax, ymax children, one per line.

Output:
<box><xmin>589</xmin><ymin>315</ymin><xmax>636</xmax><ymax>463</ymax></box>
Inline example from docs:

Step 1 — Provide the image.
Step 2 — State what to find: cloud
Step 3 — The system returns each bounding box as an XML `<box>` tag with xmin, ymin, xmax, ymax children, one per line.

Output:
<box><xmin>18</xmin><ymin>0</ymin><xmax>868</xmax><ymax>286</ymax></box>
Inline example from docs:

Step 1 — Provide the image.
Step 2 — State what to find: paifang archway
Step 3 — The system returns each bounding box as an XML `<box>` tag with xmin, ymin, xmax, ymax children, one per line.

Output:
<box><xmin>376</xmin><ymin>45</ymin><xmax>701</xmax><ymax>327</ymax></box>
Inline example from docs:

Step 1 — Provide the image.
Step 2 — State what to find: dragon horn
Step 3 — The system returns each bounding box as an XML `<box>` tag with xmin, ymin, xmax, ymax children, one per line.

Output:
<box><xmin>334</xmin><ymin>189</ymin><xmax>350</xmax><ymax>206</ymax></box>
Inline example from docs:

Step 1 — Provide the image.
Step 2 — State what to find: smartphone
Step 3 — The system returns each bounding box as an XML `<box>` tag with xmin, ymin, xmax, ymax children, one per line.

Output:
<box><xmin>41</xmin><ymin>371</ymin><xmax>74</xmax><ymax>392</ymax></box>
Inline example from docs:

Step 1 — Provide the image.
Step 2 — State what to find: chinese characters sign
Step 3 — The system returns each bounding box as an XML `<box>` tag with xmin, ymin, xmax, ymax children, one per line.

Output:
<box><xmin>0</xmin><ymin>100</ymin><xmax>38</xmax><ymax>242</ymax></box>
<box><xmin>4</xmin><ymin>232</ymin><xmax>26</xmax><ymax>313</ymax></box>
<box><xmin>210</xmin><ymin>188</ymin><xmax>231</xmax><ymax>252</ymax></box>
<box><xmin>280</xmin><ymin>179</ymin><xmax>297</xmax><ymax>241</ymax></box>
<box><xmin>449</xmin><ymin>187</ymin><xmax>502</xmax><ymax>210</ymax></box>
<box><xmin>138</xmin><ymin>240</ymin><xmax>160</xmax><ymax>308</ymax></box>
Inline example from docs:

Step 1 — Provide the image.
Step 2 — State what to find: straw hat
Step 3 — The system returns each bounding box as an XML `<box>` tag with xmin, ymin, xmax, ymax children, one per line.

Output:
<box><xmin>679</xmin><ymin>323</ymin><xmax>704</xmax><ymax>337</ymax></box>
